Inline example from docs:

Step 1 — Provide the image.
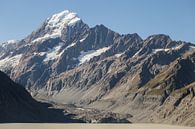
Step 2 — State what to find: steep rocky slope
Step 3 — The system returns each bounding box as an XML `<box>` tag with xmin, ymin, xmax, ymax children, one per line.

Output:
<box><xmin>0</xmin><ymin>71</ymin><xmax>83</xmax><ymax>123</ymax></box>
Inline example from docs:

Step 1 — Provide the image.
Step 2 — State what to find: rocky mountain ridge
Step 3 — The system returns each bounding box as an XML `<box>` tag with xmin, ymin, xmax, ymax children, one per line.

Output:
<box><xmin>0</xmin><ymin>10</ymin><xmax>195</xmax><ymax>126</ymax></box>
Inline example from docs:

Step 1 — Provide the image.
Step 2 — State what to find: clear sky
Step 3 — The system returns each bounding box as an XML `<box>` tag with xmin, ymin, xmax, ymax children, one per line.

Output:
<box><xmin>0</xmin><ymin>0</ymin><xmax>195</xmax><ymax>43</ymax></box>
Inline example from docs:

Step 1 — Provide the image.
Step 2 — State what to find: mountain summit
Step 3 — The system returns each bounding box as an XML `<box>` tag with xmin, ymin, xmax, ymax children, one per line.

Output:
<box><xmin>31</xmin><ymin>10</ymin><xmax>81</xmax><ymax>43</ymax></box>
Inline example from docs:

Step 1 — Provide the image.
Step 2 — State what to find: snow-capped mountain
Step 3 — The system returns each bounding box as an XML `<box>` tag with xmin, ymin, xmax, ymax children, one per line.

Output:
<box><xmin>0</xmin><ymin>10</ymin><xmax>143</xmax><ymax>89</ymax></box>
<box><xmin>31</xmin><ymin>10</ymin><xmax>81</xmax><ymax>43</ymax></box>
<box><xmin>1</xmin><ymin>10</ymin><xmax>195</xmax><ymax>125</ymax></box>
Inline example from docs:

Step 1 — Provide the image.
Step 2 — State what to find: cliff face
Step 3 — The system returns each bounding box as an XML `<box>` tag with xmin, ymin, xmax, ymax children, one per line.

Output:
<box><xmin>0</xmin><ymin>71</ymin><xmax>83</xmax><ymax>123</ymax></box>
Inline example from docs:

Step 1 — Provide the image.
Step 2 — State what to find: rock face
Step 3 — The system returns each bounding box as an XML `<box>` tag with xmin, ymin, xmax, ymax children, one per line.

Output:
<box><xmin>0</xmin><ymin>10</ymin><xmax>195</xmax><ymax>125</ymax></box>
<box><xmin>0</xmin><ymin>71</ymin><xmax>83</xmax><ymax>123</ymax></box>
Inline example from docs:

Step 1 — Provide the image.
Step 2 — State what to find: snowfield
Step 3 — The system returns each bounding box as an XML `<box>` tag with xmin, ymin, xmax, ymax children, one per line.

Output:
<box><xmin>78</xmin><ymin>46</ymin><xmax>110</xmax><ymax>64</ymax></box>
<box><xmin>43</xmin><ymin>45</ymin><xmax>62</xmax><ymax>62</ymax></box>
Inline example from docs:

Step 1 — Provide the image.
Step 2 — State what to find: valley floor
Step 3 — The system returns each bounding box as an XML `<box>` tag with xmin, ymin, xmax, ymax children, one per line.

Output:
<box><xmin>0</xmin><ymin>124</ymin><xmax>194</xmax><ymax>129</ymax></box>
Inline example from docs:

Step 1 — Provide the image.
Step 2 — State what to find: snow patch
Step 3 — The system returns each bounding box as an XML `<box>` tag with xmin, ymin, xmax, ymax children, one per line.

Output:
<box><xmin>171</xmin><ymin>44</ymin><xmax>184</xmax><ymax>50</ymax></box>
<box><xmin>80</xmin><ymin>35</ymin><xmax>88</xmax><ymax>42</ymax></box>
<box><xmin>34</xmin><ymin>52</ymin><xmax>46</xmax><ymax>56</ymax></box>
<box><xmin>153</xmin><ymin>44</ymin><xmax>184</xmax><ymax>54</ymax></box>
<box><xmin>68</xmin><ymin>17</ymin><xmax>80</xmax><ymax>26</ymax></box>
<box><xmin>132</xmin><ymin>49</ymin><xmax>142</xmax><ymax>58</ymax></box>
<box><xmin>32</xmin><ymin>34</ymin><xmax>59</xmax><ymax>43</ymax></box>
<box><xmin>78</xmin><ymin>47</ymin><xmax>110</xmax><ymax>64</ymax></box>
<box><xmin>0</xmin><ymin>54</ymin><xmax>22</xmax><ymax>70</ymax></box>
<box><xmin>153</xmin><ymin>48</ymin><xmax>170</xmax><ymax>53</ymax></box>
<box><xmin>190</xmin><ymin>46</ymin><xmax>195</xmax><ymax>49</ymax></box>
<box><xmin>43</xmin><ymin>42</ymin><xmax>77</xmax><ymax>61</ymax></box>
<box><xmin>43</xmin><ymin>45</ymin><xmax>62</xmax><ymax>62</ymax></box>
<box><xmin>65</xmin><ymin>42</ymin><xmax>76</xmax><ymax>50</ymax></box>
<box><xmin>115</xmin><ymin>53</ymin><xmax>123</xmax><ymax>58</ymax></box>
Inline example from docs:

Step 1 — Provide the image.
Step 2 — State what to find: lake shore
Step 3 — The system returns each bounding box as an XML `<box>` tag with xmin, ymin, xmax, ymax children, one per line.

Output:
<box><xmin>0</xmin><ymin>123</ymin><xmax>194</xmax><ymax>129</ymax></box>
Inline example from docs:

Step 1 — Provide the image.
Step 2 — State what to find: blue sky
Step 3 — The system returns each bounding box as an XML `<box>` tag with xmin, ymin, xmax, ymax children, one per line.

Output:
<box><xmin>0</xmin><ymin>0</ymin><xmax>195</xmax><ymax>43</ymax></box>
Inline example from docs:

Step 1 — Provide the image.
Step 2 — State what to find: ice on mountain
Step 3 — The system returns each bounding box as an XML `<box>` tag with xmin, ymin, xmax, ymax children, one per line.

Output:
<box><xmin>0</xmin><ymin>54</ymin><xmax>22</xmax><ymax>70</ymax></box>
<box><xmin>43</xmin><ymin>45</ymin><xmax>62</xmax><ymax>62</ymax></box>
<box><xmin>78</xmin><ymin>46</ymin><xmax>110</xmax><ymax>64</ymax></box>
<box><xmin>153</xmin><ymin>44</ymin><xmax>184</xmax><ymax>54</ymax></box>
<box><xmin>153</xmin><ymin>48</ymin><xmax>170</xmax><ymax>53</ymax></box>
<box><xmin>65</xmin><ymin>42</ymin><xmax>76</xmax><ymax>50</ymax></box>
<box><xmin>79</xmin><ymin>35</ymin><xmax>88</xmax><ymax>42</ymax></box>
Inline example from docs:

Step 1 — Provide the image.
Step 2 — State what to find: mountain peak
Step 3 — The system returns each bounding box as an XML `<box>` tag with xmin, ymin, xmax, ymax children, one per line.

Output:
<box><xmin>31</xmin><ymin>10</ymin><xmax>81</xmax><ymax>43</ymax></box>
<box><xmin>46</xmin><ymin>10</ymin><xmax>81</xmax><ymax>28</ymax></box>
